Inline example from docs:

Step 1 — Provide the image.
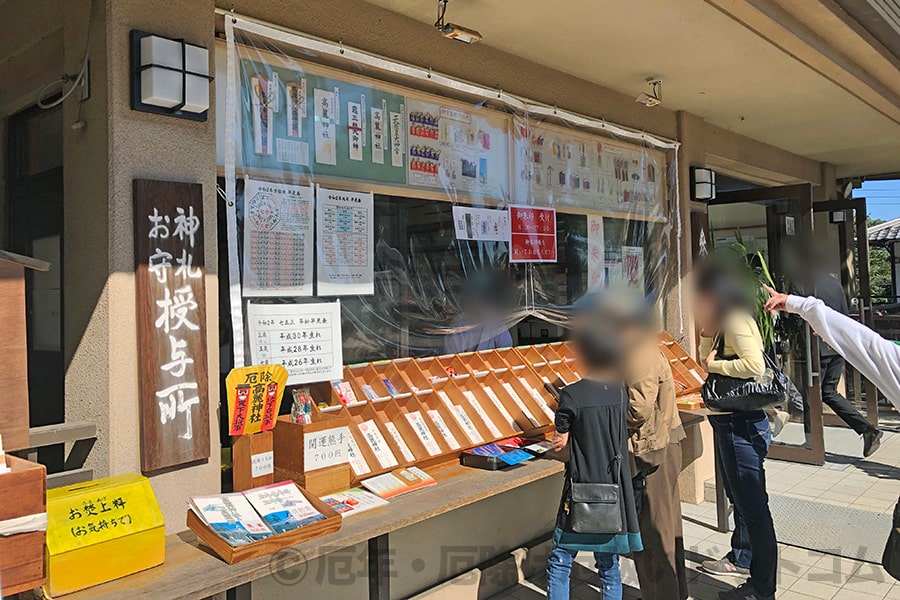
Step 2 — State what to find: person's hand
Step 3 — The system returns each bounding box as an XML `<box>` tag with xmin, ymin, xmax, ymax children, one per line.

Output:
<box><xmin>763</xmin><ymin>284</ymin><xmax>788</xmax><ymax>315</ymax></box>
<box><xmin>702</xmin><ymin>348</ymin><xmax>717</xmax><ymax>370</ymax></box>
<box><xmin>551</xmin><ymin>431</ymin><xmax>569</xmax><ymax>452</ymax></box>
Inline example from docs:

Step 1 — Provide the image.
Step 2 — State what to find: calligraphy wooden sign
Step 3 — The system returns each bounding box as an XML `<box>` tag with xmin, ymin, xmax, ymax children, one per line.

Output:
<box><xmin>134</xmin><ymin>179</ymin><xmax>210</xmax><ymax>472</ymax></box>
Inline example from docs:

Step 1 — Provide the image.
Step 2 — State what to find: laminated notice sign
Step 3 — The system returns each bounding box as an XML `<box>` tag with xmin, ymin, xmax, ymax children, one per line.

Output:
<box><xmin>243</xmin><ymin>178</ymin><xmax>314</xmax><ymax>297</ymax></box>
<box><xmin>509</xmin><ymin>205</ymin><xmax>557</xmax><ymax>263</ymax></box>
<box><xmin>316</xmin><ymin>187</ymin><xmax>375</xmax><ymax>296</ymax></box>
<box><xmin>247</xmin><ymin>302</ymin><xmax>343</xmax><ymax>385</ymax></box>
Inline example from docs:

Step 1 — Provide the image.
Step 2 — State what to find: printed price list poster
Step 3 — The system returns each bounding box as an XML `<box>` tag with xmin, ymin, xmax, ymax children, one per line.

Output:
<box><xmin>246</xmin><ymin>302</ymin><xmax>344</xmax><ymax>385</ymax></box>
<box><xmin>316</xmin><ymin>187</ymin><xmax>374</xmax><ymax>296</ymax></box>
<box><xmin>243</xmin><ymin>178</ymin><xmax>314</xmax><ymax>297</ymax></box>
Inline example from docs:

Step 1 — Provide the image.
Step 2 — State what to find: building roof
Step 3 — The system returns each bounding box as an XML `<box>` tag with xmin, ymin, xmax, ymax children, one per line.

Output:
<box><xmin>869</xmin><ymin>217</ymin><xmax>900</xmax><ymax>244</ymax></box>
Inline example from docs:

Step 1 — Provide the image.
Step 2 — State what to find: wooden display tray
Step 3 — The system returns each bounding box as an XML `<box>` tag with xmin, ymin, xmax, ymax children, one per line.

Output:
<box><xmin>186</xmin><ymin>483</ymin><xmax>342</xmax><ymax>564</ymax></box>
<box><xmin>657</xmin><ymin>332</ymin><xmax>706</xmax><ymax>397</ymax></box>
<box><xmin>0</xmin><ymin>454</ymin><xmax>47</xmax><ymax>595</ymax></box>
<box><xmin>452</xmin><ymin>352</ymin><xmax>491</xmax><ymax>378</ymax></box>
<box><xmin>392</xmin><ymin>358</ymin><xmax>435</xmax><ymax>396</ymax></box>
<box><xmin>345</xmin><ymin>400</ymin><xmax>406</xmax><ymax>475</ymax></box>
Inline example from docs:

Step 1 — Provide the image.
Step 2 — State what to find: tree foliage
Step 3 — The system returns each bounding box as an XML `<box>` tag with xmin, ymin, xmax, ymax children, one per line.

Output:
<box><xmin>862</xmin><ymin>217</ymin><xmax>894</xmax><ymax>305</ymax></box>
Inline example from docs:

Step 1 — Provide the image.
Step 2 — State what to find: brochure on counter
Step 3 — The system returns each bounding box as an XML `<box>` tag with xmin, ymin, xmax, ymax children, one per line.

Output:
<box><xmin>190</xmin><ymin>481</ymin><xmax>325</xmax><ymax>546</ymax></box>
<box><xmin>320</xmin><ymin>488</ymin><xmax>389</xmax><ymax>516</ymax></box>
<box><xmin>360</xmin><ymin>467</ymin><xmax>438</xmax><ymax>499</ymax></box>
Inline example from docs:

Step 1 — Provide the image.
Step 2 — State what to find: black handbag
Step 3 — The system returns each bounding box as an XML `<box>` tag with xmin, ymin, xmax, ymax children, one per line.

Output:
<box><xmin>702</xmin><ymin>335</ymin><xmax>790</xmax><ymax>412</ymax></box>
<box><xmin>567</xmin><ymin>389</ymin><xmax>625</xmax><ymax>535</ymax></box>
<box><xmin>882</xmin><ymin>495</ymin><xmax>900</xmax><ymax>581</ymax></box>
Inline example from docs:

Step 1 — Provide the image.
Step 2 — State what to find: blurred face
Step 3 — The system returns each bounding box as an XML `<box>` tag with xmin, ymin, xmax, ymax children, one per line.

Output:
<box><xmin>619</xmin><ymin>320</ymin><xmax>651</xmax><ymax>356</ymax></box>
<box><xmin>695</xmin><ymin>291</ymin><xmax>717</xmax><ymax>332</ymax></box>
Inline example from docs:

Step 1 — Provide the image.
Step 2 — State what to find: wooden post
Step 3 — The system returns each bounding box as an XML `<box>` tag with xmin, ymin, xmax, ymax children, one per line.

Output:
<box><xmin>0</xmin><ymin>251</ymin><xmax>51</xmax><ymax>452</ymax></box>
<box><xmin>232</xmin><ymin>431</ymin><xmax>274</xmax><ymax>492</ymax></box>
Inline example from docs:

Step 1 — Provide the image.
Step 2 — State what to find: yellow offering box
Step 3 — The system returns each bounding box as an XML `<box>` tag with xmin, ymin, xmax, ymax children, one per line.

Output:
<box><xmin>44</xmin><ymin>474</ymin><xmax>164</xmax><ymax>596</ymax></box>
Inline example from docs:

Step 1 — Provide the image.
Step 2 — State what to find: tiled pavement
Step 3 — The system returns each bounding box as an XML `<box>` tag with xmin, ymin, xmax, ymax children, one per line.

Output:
<box><xmin>488</xmin><ymin>420</ymin><xmax>900</xmax><ymax>599</ymax></box>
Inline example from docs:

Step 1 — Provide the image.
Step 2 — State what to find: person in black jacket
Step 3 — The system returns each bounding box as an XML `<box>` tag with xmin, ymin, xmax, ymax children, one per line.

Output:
<box><xmin>814</xmin><ymin>272</ymin><xmax>881</xmax><ymax>457</ymax></box>
<box><xmin>547</xmin><ymin>299</ymin><xmax>642</xmax><ymax>600</ymax></box>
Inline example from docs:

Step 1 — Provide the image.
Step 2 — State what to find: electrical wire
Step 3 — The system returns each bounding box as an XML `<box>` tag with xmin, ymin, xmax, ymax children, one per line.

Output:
<box><xmin>36</xmin><ymin>0</ymin><xmax>94</xmax><ymax>109</ymax></box>
<box><xmin>434</xmin><ymin>0</ymin><xmax>448</xmax><ymax>28</ymax></box>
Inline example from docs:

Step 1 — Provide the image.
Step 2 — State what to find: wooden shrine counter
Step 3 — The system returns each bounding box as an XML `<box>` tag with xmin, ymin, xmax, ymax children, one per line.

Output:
<box><xmin>61</xmin><ymin>408</ymin><xmax>706</xmax><ymax>600</ymax></box>
<box><xmin>61</xmin><ymin>458</ymin><xmax>566</xmax><ymax>600</ymax></box>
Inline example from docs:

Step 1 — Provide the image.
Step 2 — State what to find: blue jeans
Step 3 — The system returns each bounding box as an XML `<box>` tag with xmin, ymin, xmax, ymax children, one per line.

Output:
<box><xmin>546</xmin><ymin>545</ymin><xmax>621</xmax><ymax>600</ymax></box>
<box><xmin>710</xmin><ymin>411</ymin><xmax>777</xmax><ymax>598</ymax></box>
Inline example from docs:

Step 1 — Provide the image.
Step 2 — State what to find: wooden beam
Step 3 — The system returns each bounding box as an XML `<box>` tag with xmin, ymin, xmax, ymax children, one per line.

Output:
<box><xmin>704</xmin><ymin>0</ymin><xmax>900</xmax><ymax>126</ymax></box>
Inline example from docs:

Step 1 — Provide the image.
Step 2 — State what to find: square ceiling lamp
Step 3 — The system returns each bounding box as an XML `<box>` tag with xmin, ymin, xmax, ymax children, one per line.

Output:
<box><xmin>690</xmin><ymin>166</ymin><xmax>716</xmax><ymax>202</ymax></box>
<box><xmin>131</xmin><ymin>30</ymin><xmax>212</xmax><ymax>121</ymax></box>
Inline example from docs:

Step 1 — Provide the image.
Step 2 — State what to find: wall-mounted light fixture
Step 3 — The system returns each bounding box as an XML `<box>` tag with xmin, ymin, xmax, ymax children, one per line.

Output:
<box><xmin>829</xmin><ymin>210</ymin><xmax>847</xmax><ymax>224</ymax></box>
<box><xmin>635</xmin><ymin>78</ymin><xmax>663</xmax><ymax>108</ymax></box>
<box><xmin>690</xmin><ymin>166</ymin><xmax>716</xmax><ymax>202</ymax></box>
<box><xmin>434</xmin><ymin>1</ymin><xmax>483</xmax><ymax>44</ymax></box>
<box><xmin>130</xmin><ymin>30</ymin><xmax>212</xmax><ymax>121</ymax></box>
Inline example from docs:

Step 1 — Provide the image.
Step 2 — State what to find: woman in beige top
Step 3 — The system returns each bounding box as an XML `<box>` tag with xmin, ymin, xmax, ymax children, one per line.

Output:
<box><xmin>694</xmin><ymin>263</ymin><xmax>777</xmax><ymax>600</ymax></box>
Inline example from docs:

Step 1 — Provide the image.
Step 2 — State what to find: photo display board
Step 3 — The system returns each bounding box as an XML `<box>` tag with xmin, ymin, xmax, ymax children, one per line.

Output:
<box><xmin>513</xmin><ymin>120</ymin><xmax>666</xmax><ymax>217</ymax></box>
<box><xmin>405</xmin><ymin>98</ymin><xmax>511</xmax><ymax>201</ymax></box>
<box><xmin>241</xmin><ymin>59</ymin><xmax>407</xmax><ymax>185</ymax></box>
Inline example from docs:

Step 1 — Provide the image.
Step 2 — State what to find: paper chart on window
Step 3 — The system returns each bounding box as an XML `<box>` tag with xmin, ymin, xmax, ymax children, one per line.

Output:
<box><xmin>243</xmin><ymin>178</ymin><xmax>314</xmax><ymax>297</ymax></box>
<box><xmin>315</xmin><ymin>187</ymin><xmax>375</xmax><ymax>296</ymax></box>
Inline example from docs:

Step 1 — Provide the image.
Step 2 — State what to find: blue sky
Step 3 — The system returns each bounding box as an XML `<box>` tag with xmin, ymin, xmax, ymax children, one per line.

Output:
<box><xmin>853</xmin><ymin>179</ymin><xmax>900</xmax><ymax>222</ymax></box>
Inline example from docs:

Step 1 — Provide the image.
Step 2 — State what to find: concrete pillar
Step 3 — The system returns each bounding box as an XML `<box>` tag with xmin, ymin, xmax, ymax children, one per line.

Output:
<box><xmin>670</xmin><ymin>111</ymin><xmax>706</xmax><ymax>356</ymax></box>
<box><xmin>672</xmin><ymin>111</ymin><xmax>715</xmax><ymax>504</ymax></box>
<box><xmin>63</xmin><ymin>0</ymin><xmax>220</xmax><ymax>533</ymax></box>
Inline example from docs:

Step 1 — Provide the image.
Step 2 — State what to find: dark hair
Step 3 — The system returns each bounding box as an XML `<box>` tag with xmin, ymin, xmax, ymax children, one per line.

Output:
<box><xmin>694</xmin><ymin>261</ymin><xmax>755</xmax><ymax>323</ymax></box>
<box><xmin>574</xmin><ymin>321</ymin><xmax>623</xmax><ymax>369</ymax></box>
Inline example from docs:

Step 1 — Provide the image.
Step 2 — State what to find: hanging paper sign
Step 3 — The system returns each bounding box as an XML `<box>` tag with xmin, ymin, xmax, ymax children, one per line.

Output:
<box><xmin>314</xmin><ymin>88</ymin><xmax>337</xmax><ymax>166</ymax></box>
<box><xmin>225</xmin><ymin>364</ymin><xmax>288</xmax><ymax>436</ymax></box>
<box><xmin>587</xmin><ymin>215</ymin><xmax>605</xmax><ymax>289</ymax></box>
<box><xmin>622</xmin><ymin>246</ymin><xmax>645</xmax><ymax>291</ymax></box>
<box><xmin>371</xmin><ymin>105</ymin><xmax>386</xmax><ymax>164</ymax></box>
<box><xmin>509</xmin><ymin>205</ymin><xmax>557</xmax><ymax>263</ymax></box>
<box><xmin>246</xmin><ymin>301</ymin><xmax>344</xmax><ymax>385</ymax></box>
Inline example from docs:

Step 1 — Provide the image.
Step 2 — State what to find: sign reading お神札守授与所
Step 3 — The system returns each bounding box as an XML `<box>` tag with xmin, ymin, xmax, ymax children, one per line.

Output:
<box><xmin>134</xmin><ymin>179</ymin><xmax>210</xmax><ymax>472</ymax></box>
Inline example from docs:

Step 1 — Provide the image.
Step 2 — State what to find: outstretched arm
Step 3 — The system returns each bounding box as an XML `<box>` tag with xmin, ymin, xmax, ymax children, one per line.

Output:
<box><xmin>765</xmin><ymin>286</ymin><xmax>900</xmax><ymax>409</ymax></box>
